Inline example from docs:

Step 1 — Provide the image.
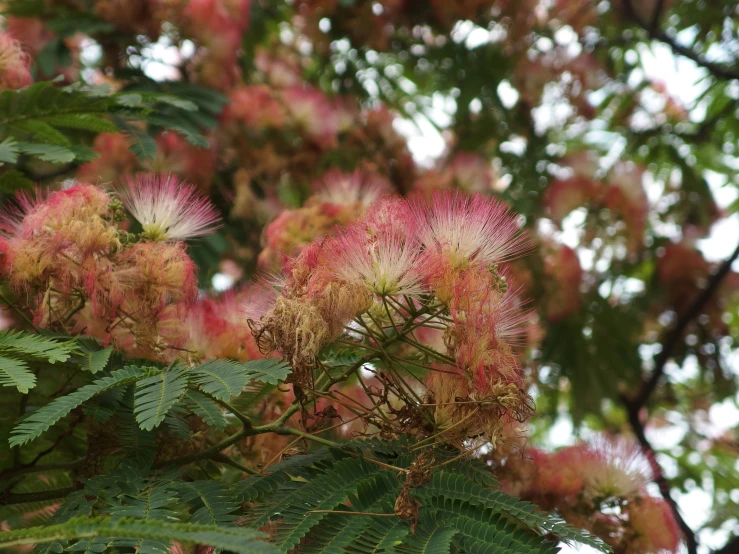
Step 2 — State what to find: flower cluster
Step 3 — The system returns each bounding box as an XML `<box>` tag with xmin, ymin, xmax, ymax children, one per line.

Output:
<box><xmin>0</xmin><ymin>175</ymin><xmax>221</xmax><ymax>360</ymax></box>
<box><xmin>249</xmin><ymin>190</ymin><xmax>534</xmax><ymax>446</ymax></box>
<box><xmin>543</xmin><ymin>155</ymin><xmax>649</xmax><ymax>255</ymax></box>
<box><xmin>258</xmin><ymin>169</ymin><xmax>391</xmax><ymax>270</ymax></box>
<box><xmin>0</xmin><ymin>31</ymin><xmax>32</xmax><ymax>91</ymax></box>
<box><xmin>499</xmin><ymin>436</ymin><xmax>682</xmax><ymax>554</ymax></box>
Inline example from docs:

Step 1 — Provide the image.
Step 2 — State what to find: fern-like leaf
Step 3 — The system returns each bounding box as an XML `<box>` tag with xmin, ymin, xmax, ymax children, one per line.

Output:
<box><xmin>133</xmin><ymin>365</ymin><xmax>188</xmax><ymax>431</ymax></box>
<box><xmin>0</xmin><ymin>516</ymin><xmax>279</xmax><ymax>553</ymax></box>
<box><xmin>0</xmin><ymin>355</ymin><xmax>35</xmax><ymax>393</ymax></box>
<box><xmin>177</xmin><ymin>481</ymin><xmax>239</xmax><ymax>526</ymax></box>
<box><xmin>184</xmin><ymin>390</ymin><xmax>227</xmax><ymax>431</ymax></box>
<box><xmin>420</xmin><ymin>472</ymin><xmax>610</xmax><ymax>553</ymax></box>
<box><xmin>0</xmin><ymin>330</ymin><xmax>74</xmax><ymax>363</ymax></box>
<box><xmin>190</xmin><ymin>358</ymin><xmax>291</xmax><ymax>401</ymax></box>
<box><xmin>9</xmin><ymin>366</ymin><xmax>148</xmax><ymax>447</ymax></box>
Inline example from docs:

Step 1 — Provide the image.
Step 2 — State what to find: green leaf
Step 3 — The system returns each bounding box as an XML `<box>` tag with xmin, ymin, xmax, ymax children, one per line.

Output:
<box><xmin>0</xmin><ymin>168</ymin><xmax>34</xmax><ymax>192</ymax></box>
<box><xmin>0</xmin><ymin>355</ymin><xmax>35</xmax><ymax>393</ymax></box>
<box><xmin>0</xmin><ymin>137</ymin><xmax>20</xmax><ymax>164</ymax></box>
<box><xmin>190</xmin><ymin>359</ymin><xmax>291</xmax><ymax>402</ymax></box>
<box><xmin>115</xmin><ymin>93</ymin><xmax>143</xmax><ymax>107</ymax></box>
<box><xmin>0</xmin><ymin>330</ymin><xmax>74</xmax><ymax>363</ymax></box>
<box><xmin>38</xmin><ymin>114</ymin><xmax>118</xmax><ymax>133</ymax></box>
<box><xmin>240</xmin><ymin>358</ymin><xmax>292</xmax><ymax>385</ymax></box>
<box><xmin>14</xmin><ymin>142</ymin><xmax>76</xmax><ymax>164</ymax></box>
<box><xmin>133</xmin><ymin>366</ymin><xmax>188</xmax><ymax>431</ymax></box>
<box><xmin>176</xmin><ymin>481</ymin><xmax>239</xmax><ymax>525</ymax></box>
<box><xmin>184</xmin><ymin>390</ymin><xmax>227</xmax><ymax>431</ymax></box>
<box><xmin>9</xmin><ymin>366</ymin><xmax>148</xmax><ymax>447</ymax></box>
<box><xmin>0</xmin><ymin>516</ymin><xmax>279</xmax><ymax>554</ymax></box>
<box><xmin>10</xmin><ymin>119</ymin><xmax>71</xmax><ymax>146</ymax></box>
<box><xmin>77</xmin><ymin>344</ymin><xmax>113</xmax><ymax>375</ymax></box>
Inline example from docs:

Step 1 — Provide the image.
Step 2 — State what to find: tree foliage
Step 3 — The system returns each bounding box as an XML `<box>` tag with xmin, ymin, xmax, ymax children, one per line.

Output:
<box><xmin>0</xmin><ymin>1</ymin><xmax>736</xmax><ymax>554</ymax></box>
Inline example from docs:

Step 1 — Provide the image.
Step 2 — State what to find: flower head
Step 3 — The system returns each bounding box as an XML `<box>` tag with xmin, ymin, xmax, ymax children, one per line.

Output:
<box><xmin>325</xmin><ymin>227</ymin><xmax>426</xmax><ymax>297</ymax></box>
<box><xmin>314</xmin><ymin>169</ymin><xmax>390</xmax><ymax>208</ymax></box>
<box><xmin>410</xmin><ymin>191</ymin><xmax>530</xmax><ymax>271</ymax></box>
<box><xmin>0</xmin><ymin>31</ymin><xmax>32</xmax><ymax>91</ymax></box>
<box><xmin>115</xmin><ymin>173</ymin><xmax>221</xmax><ymax>241</ymax></box>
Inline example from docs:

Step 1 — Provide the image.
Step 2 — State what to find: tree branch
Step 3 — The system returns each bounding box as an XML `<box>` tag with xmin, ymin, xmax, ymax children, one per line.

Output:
<box><xmin>621</xmin><ymin>0</ymin><xmax>739</xmax><ymax>81</ymax></box>
<box><xmin>621</xmin><ymin>240</ymin><xmax>739</xmax><ymax>554</ymax></box>
<box><xmin>631</xmin><ymin>240</ymin><xmax>739</xmax><ymax>411</ymax></box>
<box><xmin>0</xmin><ymin>486</ymin><xmax>76</xmax><ymax>506</ymax></box>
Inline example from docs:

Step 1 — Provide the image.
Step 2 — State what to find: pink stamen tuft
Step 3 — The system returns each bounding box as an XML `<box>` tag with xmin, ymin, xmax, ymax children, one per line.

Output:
<box><xmin>114</xmin><ymin>173</ymin><xmax>221</xmax><ymax>241</ymax></box>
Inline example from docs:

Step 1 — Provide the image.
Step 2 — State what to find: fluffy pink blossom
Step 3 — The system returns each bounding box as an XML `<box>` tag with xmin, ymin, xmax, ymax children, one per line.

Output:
<box><xmin>281</xmin><ymin>87</ymin><xmax>339</xmax><ymax>148</ymax></box>
<box><xmin>114</xmin><ymin>174</ymin><xmax>221</xmax><ymax>241</ymax></box>
<box><xmin>0</xmin><ymin>31</ymin><xmax>32</xmax><ymax>90</ymax></box>
<box><xmin>324</xmin><ymin>227</ymin><xmax>426</xmax><ymax>297</ymax></box>
<box><xmin>314</xmin><ymin>169</ymin><xmax>391</xmax><ymax>208</ymax></box>
<box><xmin>542</xmin><ymin>176</ymin><xmax>597</xmax><ymax>222</ymax></box>
<box><xmin>223</xmin><ymin>85</ymin><xmax>286</xmax><ymax>130</ymax></box>
<box><xmin>410</xmin><ymin>191</ymin><xmax>530</xmax><ymax>271</ymax></box>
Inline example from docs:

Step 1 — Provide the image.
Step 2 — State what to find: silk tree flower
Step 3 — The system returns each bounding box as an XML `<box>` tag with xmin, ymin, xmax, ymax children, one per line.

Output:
<box><xmin>314</xmin><ymin>169</ymin><xmax>390</xmax><ymax>208</ymax></box>
<box><xmin>114</xmin><ymin>173</ymin><xmax>221</xmax><ymax>241</ymax></box>
<box><xmin>324</xmin><ymin>227</ymin><xmax>426</xmax><ymax>298</ymax></box>
<box><xmin>410</xmin><ymin>191</ymin><xmax>530</xmax><ymax>272</ymax></box>
<box><xmin>0</xmin><ymin>31</ymin><xmax>32</xmax><ymax>90</ymax></box>
<box><xmin>258</xmin><ymin>169</ymin><xmax>390</xmax><ymax>271</ymax></box>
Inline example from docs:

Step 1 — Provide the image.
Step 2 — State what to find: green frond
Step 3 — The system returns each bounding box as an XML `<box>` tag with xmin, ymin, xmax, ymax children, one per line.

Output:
<box><xmin>116</xmin><ymin>409</ymin><xmax>157</xmax><ymax>467</ymax></box>
<box><xmin>260</xmin><ymin>457</ymin><xmax>382</xmax><ymax>550</ymax></box>
<box><xmin>0</xmin><ymin>355</ymin><xmax>35</xmax><ymax>393</ymax></box>
<box><xmin>0</xmin><ymin>330</ymin><xmax>75</xmax><ymax>363</ymax></box>
<box><xmin>240</xmin><ymin>440</ymin><xmax>612</xmax><ymax>554</ymax></box>
<box><xmin>397</xmin><ymin>513</ymin><xmax>458</xmax><ymax>554</ymax></box>
<box><xmin>176</xmin><ymin>481</ymin><xmax>239</xmax><ymax>526</ymax></box>
<box><xmin>0</xmin><ymin>516</ymin><xmax>279</xmax><ymax>554</ymax></box>
<box><xmin>75</xmin><ymin>340</ymin><xmax>113</xmax><ymax>375</ymax></box>
<box><xmin>9</xmin><ymin>366</ymin><xmax>148</xmax><ymax>447</ymax></box>
<box><xmin>133</xmin><ymin>365</ymin><xmax>188</xmax><ymax>431</ymax></box>
<box><xmin>0</xmin><ymin>80</ymin><xmax>215</xmax><ymax>168</ymax></box>
<box><xmin>184</xmin><ymin>390</ymin><xmax>227</xmax><ymax>431</ymax></box>
<box><xmin>190</xmin><ymin>358</ymin><xmax>291</xmax><ymax>402</ymax></box>
<box><xmin>0</xmin><ymin>136</ymin><xmax>19</xmax><ymax>164</ymax></box>
<box><xmin>164</xmin><ymin>408</ymin><xmax>192</xmax><ymax>440</ymax></box>
<box><xmin>419</xmin><ymin>472</ymin><xmax>609</xmax><ymax>552</ymax></box>
<box><xmin>237</xmin><ymin>449</ymin><xmax>334</xmax><ymax>504</ymax></box>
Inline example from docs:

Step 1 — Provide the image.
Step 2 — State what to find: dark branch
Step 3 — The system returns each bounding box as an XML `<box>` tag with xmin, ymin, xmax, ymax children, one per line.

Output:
<box><xmin>0</xmin><ymin>486</ymin><xmax>76</xmax><ymax>506</ymax></box>
<box><xmin>624</xmin><ymin>402</ymin><xmax>698</xmax><ymax>554</ymax></box>
<box><xmin>621</xmin><ymin>0</ymin><xmax>739</xmax><ymax>81</ymax></box>
<box><xmin>631</xmin><ymin>240</ymin><xmax>739</xmax><ymax>411</ymax></box>
<box><xmin>621</xmin><ymin>240</ymin><xmax>739</xmax><ymax>554</ymax></box>
<box><xmin>648</xmin><ymin>0</ymin><xmax>667</xmax><ymax>33</ymax></box>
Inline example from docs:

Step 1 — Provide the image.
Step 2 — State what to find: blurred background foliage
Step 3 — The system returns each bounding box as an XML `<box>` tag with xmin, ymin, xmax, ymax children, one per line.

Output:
<box><xmin>0</xmin><ymin>0</ymin><xmax>737</xmax><ymax>551</ymax></box>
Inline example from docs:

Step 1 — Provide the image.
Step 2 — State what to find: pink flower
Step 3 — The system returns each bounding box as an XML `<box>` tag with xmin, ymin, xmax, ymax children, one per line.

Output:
<box><xmin>314</xmin><ymin>169</ymin><xmax>391</xmax><ymax>208</ymax></box>
<box><xmin>542</xmin><ymin>176</ymin><xmax>597</xmax><ymax>222</ymax></box>
<box><xmin>627</xmin><ymin>496</ymin><xmax>682</xmax><ymax>553</ymax></box>
<box><xmin>0</xmin><ymin>31</ymin><xmax>32</xmax><ymax>90</ymax></box>
<box><xmin>223</xmin><ymin>85</ymin><xmax>286</xmax><ymax>130</ymax></box>
<box><xmin>281</xmin><ymin>87</ymin><xmax>339</xmax><ymax>148</ymax></box>
<box><xmin>410</xmin><ymin>190</ymin><xmax>530</xmax><ymax>271</ymax></box>
<box><xmin>324</xmin><ymin>227</ymin><xmax>426</xmax><ymax>297</ymax></box>
<box><xmin>114</xmin><ymin>174</ymin><xmax>221</xmax><ymax>241</ymax></box>
<box><xmin>77</xmin><ymin>132</ymin><xmax>139</xmax><ymax>184</ymax></box>
<box><xmin>447</xmin><ymin>152</ymin><xmax>497</xmax><ymax>193</ymax></box>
